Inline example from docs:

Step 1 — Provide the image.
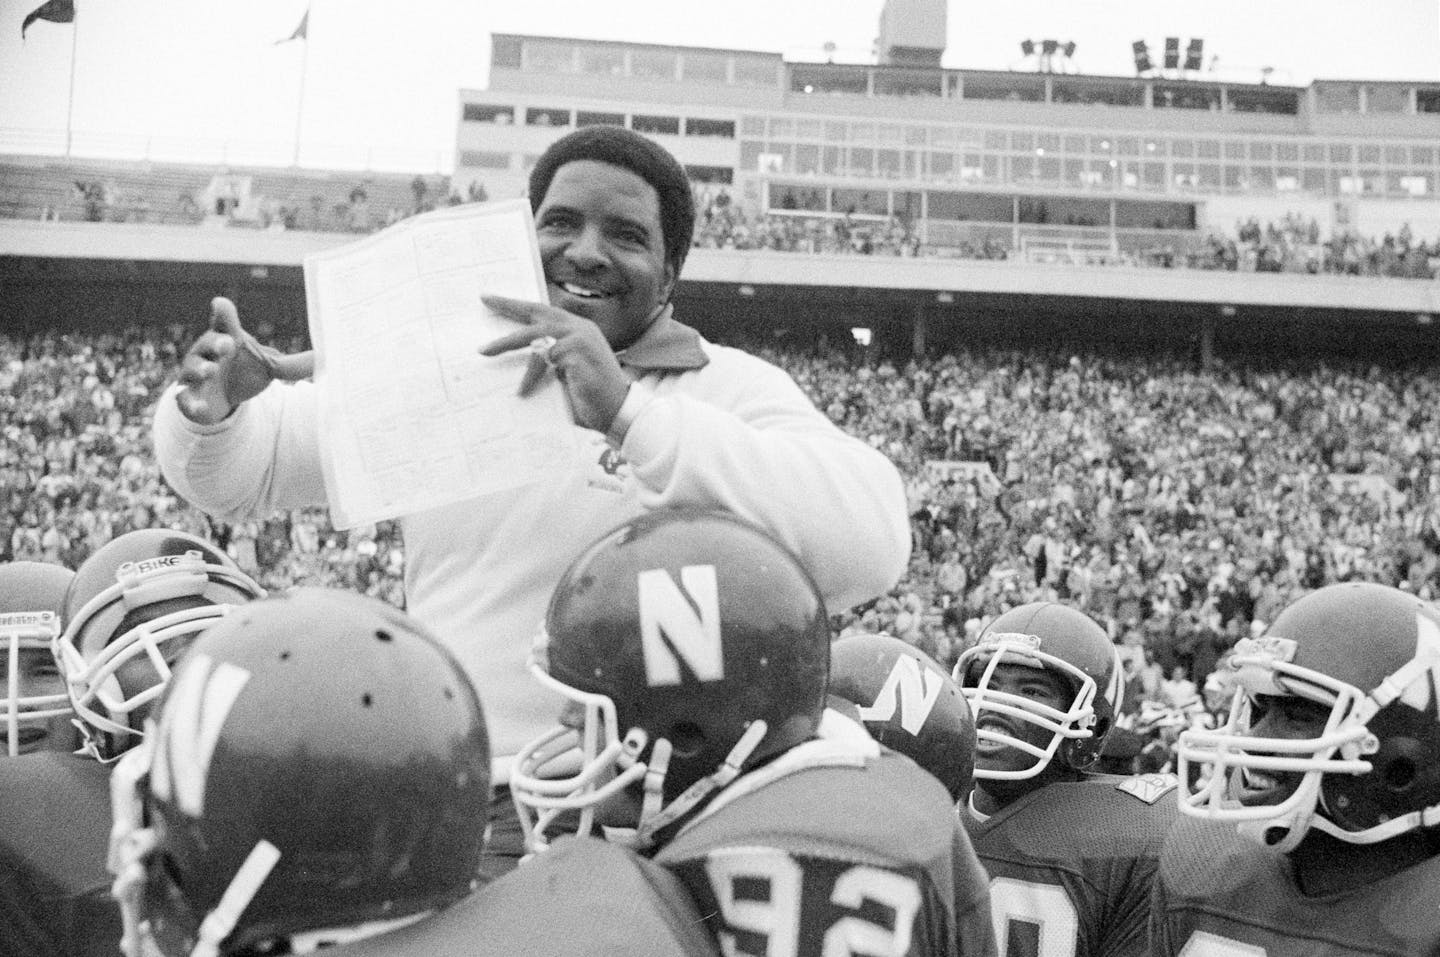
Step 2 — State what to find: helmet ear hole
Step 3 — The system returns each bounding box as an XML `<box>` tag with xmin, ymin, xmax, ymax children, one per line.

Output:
<box><xmin>1378</xmin><ymin>741</ymin><xmax>1421</xmax><ymax>792</ymax></box>
<box><xmin>668</xmin><ymin>721</ymin><xmax>706</xmax><ymax>759</ymax></box>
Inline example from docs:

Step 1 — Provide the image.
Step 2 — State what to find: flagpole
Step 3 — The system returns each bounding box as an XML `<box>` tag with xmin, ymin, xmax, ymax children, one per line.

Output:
<box><xmin>63</xmin><ymin>3</ymin><xmax>79</xmax><ymax>156</ymax></box>
<box><xmin>292</xmin><ymin>22</ymin><xmax>309</xmax><ymax>167</ymax></box>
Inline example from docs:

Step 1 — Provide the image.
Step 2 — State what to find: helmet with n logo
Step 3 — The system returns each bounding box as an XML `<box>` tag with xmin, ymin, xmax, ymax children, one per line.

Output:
<box><xmin>108</xmin><ymin>588</ymin><xmax>491</xmax><ymax>957</ymax></box>
<box><xmin>512</xmin><ymin>509</ymin><xmax>830</xmax><ymax>850</ymax></box>
<box><xmin>0</xmin><ymin>561</ymin><xmax>75</xmax><ymax>757</ymax></box>
<box><xmin>953</xmin><ymin>601</ymin><xmax>1123</xmax><ymax>780</ymax></box>
<box><xmin>830</xmin><ymin>632</ymin><xmax>975</xmax><ymax>800</ymax></box>
<box><xmin>55</xmin><ymin>529</ymin><xmax>264</xmax><ymax>761</ymax></box>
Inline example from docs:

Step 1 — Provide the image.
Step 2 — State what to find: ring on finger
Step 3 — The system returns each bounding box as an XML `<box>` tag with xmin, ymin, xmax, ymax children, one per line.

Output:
<box><xmin>531</xmin><ymin>335</ymin><xmax>560</xmax><ymax>366</ymax></box>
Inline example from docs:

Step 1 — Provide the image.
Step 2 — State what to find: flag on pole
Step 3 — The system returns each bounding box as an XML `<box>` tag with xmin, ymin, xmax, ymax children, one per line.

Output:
<box><xmin>276</xmin><ymin>8</ymin><xmax>309</xmax><ymax>44</ymax></box>
<box><xmin>21</xmin><ymin>0</ymin><xmax>74</xmax><ymax>39</ymax></box>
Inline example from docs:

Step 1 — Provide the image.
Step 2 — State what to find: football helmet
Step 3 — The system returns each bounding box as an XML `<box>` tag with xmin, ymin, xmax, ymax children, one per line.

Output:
<box><xmin>109</xmin><ymin>588</ymin><xmax>491</xmax><ymax>957</ymax></box>
<box><xmin>953</xmin><ymin>602</ymin><xmax>1124</xmax><ymax>780</ymax></box>
<box><xmin>55</xmin><ymin>529</ymin><xmax>264</xmax><ymax>761</ymax></box>
<box><xmin>511</xmin><ymin>509</ymin><xmax>830</xmax><ymax>851</ymax></box>
<box><xmin>830</xmin><ymin>632</ymin><xmax>976</xmax><ymax>801</ymax></box>
<box><xmin>1177</xmin><ymin>582</ymin><xmax>1440</xmax><ymax>851</ymax></box>
<box><xmin>1</xmin><ymin>561</ymin><xmax>75</xmax><ymax>757</ymax></box>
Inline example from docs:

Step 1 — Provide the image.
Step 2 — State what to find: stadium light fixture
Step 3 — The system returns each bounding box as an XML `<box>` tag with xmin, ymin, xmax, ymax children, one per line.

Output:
<box><xmin>1184</xmin><ymin>39</ymin><xmax>1204</xmax><ymax>72</ymax></box>
<box><xmin>936</xmin><ymin>292</ymin><xmax>955</xmax><ymax>303</ymax></box>
<box><xmin>1132</xmin><ymin>40</ymin><xmax>1153</xmax><ymax>74</ymax></box>
<box><xmin>1417</xmin><ymin>313</ymin><xmax>1434</xmax><ymax>326</ymax></box>
<box><xmin>1220</xmin><ymin>304</ymin><xmax>1237</xmax><ymax>317</ymax></box>
<box><xmin>1020</xmin><ymin>39</ymin><xmax>1035</xmax><ymax>57</ymax></box>
<box><xmin>738</xmin><ymin>284</ymin><xmax>756</xmax><ymax>297</ymax></box>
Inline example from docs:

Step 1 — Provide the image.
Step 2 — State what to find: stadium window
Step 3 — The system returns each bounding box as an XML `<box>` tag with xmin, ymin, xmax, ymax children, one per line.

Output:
<box><xmin>850</xmin><ymin>122</ymin><xmax>875</xmax><ymax>143</ymax></box>
<box><xmin>526</xmin><ymin>108</ymin><xmax>572</xmax><ymax>128</ymax></box>
<box><xmin>682</xmin><ymin>54</ymin><xmax>729</xmax><ymax>83</ymax></box>
<box><xmin>877</xmin><ymin>124</ymin><xmax>905</xmax><ymax>145</ymax></box>
<box><xmin>1038</xmin><ymin>156</ymin><xmax>1061</xmax><ymax>182</ymax></box>
<box><xmin>1316</xmin><ymin>83</ymin><xmax>1361</xmax><ymax>113</ymax></box>
<box><xmin>1276</xmin><ymin>142</ymin><xmax>1298</xmax><ymax>163</ymax></box>
<box><xmin>985</xmin><ymin>130</ymin><xmax>1009</xmax><ymax>151</ymax></box>
<box><xmin>741</xmin><ymin>116</ymin><xmax>766</xmax><ymax>136</ymax></box>
<box><xmin>1248</xmin><ymin>142</ymin><xmax>1273</xmax><ymax>161</ymax></box>
<box><xmin>894</xmin><ymin>191</ymin><xmax>921</xmax><ymax>219</ymax></box>
<box><xmin>1400</xmin><ymin>175</ymin><xmax>1430</xmax><ymax>196</ymax></box>
<box><xmin>877</xmin><ymin>149</ymin><xmax>901</xmax><ymax>177</ymax></box>
<box><xmin>739</xmin><ymin>141</ymin><xmax>763</xmax><ymax>171</ymax></box>
<box><xmin>1357</xmin><ymin>145</ymin><xmax>1381</xmax><ymax>165</ymax></box>
<box><xmin>462</xmin><ymin>104</ymin><xmax>514</xmax><ymax>124</ymax></box>
<box><xmin>576</xmin><ymin>111</ymin><xmax>625</xmax><ymax>128</ymax></box>
<box><xmin>1248</xmin><ymin>166</ymin><xmax>1275</xmax><ymax>190</ymax></box>
<box><xmin>825</xmin><ymin>121</ymin><xmax>849</xmax><ymax>141</ymax></box>
<box><xmin>631</xmin><ymin>50</ymin><xmax>677</xmax><ymax>80</ymax></box>
<box><xmin>1364</xmin><ymin>85</ymin><xmax>1407</xmax><ymax>113</ymax></box>
<box><xmin>1011</xmin><ymin>132</ymin><xmax>1034</xmax><ymax>152</ymax></box>
<box><xmin>458</xmin><ymin>151</ymin><xmax>510</xmax><ymax>170</ymax></box>
<box><xmin>769</xmin><ymin>118</ymin><xmax>794</xmax><ymax>138</ymax></box>
<box><xmin>794</xmin><ymin>144</ymin><xmax>820</xmax><ymax>175</ymax></box>
<box><xmin>1196</xmin><ymin>164</ymin><xmax>1221</xmax><ymax>189</ymax></box>
<box><xmin>491</xmin><ymin>37</ymin><xmax>522</xmax><ymax>69</ymax></box>
<box><xmin>685</xmin><ymin>165</ymin><xmax>733</xmax><ymax>185</ymax></box>
<box><xmin>1064</xmin><ymin>159</ymin><xmax>1085</xmax><ymax>186</ymax></box>
<box><xmin>1196</xmin><ymin>140</ymin><xmax>1221</xmax><ymax>160</ymax></box>
<box><xmin>821</xmin><ymin>146</ymin><xmax>842</xmax><ymax>174</ymax></box>
<box><xmin>1329</xmin><ymin>144</ymin><xmax>1353</xmax><ymax>165</ymax></box>
<box><xmin>632</xmin><ymin>114</ymin><xmax>680</xmax><ymax>136</ymax></box>
<box><xmin>734</xmin><ymin>57</ymin><xmax>779</xmax><ymax>87</ymax></box>
<box><xmin>685</xmin><ymin>119</ymin><xmax>736</xmax><ymax>138</ymax></box>
<box><xmin>1302</xmin><ymin>168</ymin><xmax>1326</xmax><ymax>192</ymax></box>
<box><xmin>768</xmin><ymin>183</ymin><xmax>823</xmax><ymax>211</ymax></box>
<box><xmin>758</xmin><ymin>152</ymin><xmax>785</xmax><ymax>174</ymax></box>
<box><xmin>1413</xmin><ymin>146</ymin><xmax>1436</xmax><ymax>165</ymax></box>
<box><xmin>831</xmin><ymin>188</ymin><xmax>886</xmax><ymax>216</ymax></box>
<box><xmin>796</xmin><ymin>120</ymin><xmax>823</xmax><ymax>139</ymax></box>
<box><xmin>906</xmin><ymin>127</ymin><xmax>928</xmax><ymax>147</ymax></box>
<box><xmin>1338</xmin><ymin>175</ymin><xmax>1363</xmax><ymax>194</ymax></box>
<box><xmin>1419</xmin><ymin>89</ymin><xmax>1440</xmax><ymax>113</ymax></box>
<box><xmin>1385</xmin><ymin>146</ymin><xmax>1408</xmax><ymax>166</ymax></box>
<box><xmin>1011</xmin><ymin>156</ymin><xmax>1035</xmax><ymax>180</ymax></box>
<box><xmin>849</xmin><ymin>148</ymin><xmax>875</xmax><ymax>176</ymax></box>
<box><xmin>578</xmin><ymin>46</ymin><xmax>625</xmax><ymax>76</ymax></box>
<box><xmin>960</xmin><ymin>157</ymin><xmax>984</xmax><ymax>181</ymax></box>
<box><xmin>1276</xmin><ymin>169</ymin><xmax>1299</xmax><ymax>191</ymax></box>
<box><xmin>1223</xmin><ymin>141</ymin><xmax>1245</xmax><ymax>160</ymax></box>
<box><xmin>928</xmin><ymin>151</ymin><xmax>954</xmax><ymax>179</ymax></box>
<box><xmin>1302</xmin><ymin>144</ymin><xmax>1326</xmax><ymax>163</ymax></box>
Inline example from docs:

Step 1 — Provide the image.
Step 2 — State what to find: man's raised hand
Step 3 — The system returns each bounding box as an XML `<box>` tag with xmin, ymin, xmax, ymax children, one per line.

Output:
<box><xmin>175</xmin><ymin>297</ymin><xmax>315</xmax><ymax>424</ymax></box>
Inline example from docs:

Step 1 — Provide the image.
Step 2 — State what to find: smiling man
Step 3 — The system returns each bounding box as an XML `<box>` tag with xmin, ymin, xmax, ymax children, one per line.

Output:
<box><xmin>152</xmin><ymin>125</ymin><xmax>912</xmax><ymax>878</ymax></box>
<box><xmin>952</xmin><ymin>601</ymin><xmax>1176</xmax><ymax>957</ymax></box>
<box><xmin>1159</xmin><ymin>582</ymin><xmax>1440</xmax><ymax>955</ymax></box>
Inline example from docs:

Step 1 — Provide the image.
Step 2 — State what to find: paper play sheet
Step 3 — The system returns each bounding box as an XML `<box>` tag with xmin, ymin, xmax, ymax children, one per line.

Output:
<box><xmin>303</xmin><ymin>199</ymin><xmax>575</xmax><ymax>528</ymax></box>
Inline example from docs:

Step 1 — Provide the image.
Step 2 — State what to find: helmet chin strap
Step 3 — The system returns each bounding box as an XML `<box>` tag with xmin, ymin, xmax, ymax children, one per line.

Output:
<box><xmin>635</xmin><ymin>720</ymin><xmax>768</xmax><ymax>848</ymax></box>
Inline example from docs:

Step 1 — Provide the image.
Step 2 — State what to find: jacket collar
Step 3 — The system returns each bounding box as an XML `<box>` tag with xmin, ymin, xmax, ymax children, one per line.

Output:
<box><xmin>615</xmin><ymin>304</ymin><xmax>709</xmax><ymax>372</ymax></box>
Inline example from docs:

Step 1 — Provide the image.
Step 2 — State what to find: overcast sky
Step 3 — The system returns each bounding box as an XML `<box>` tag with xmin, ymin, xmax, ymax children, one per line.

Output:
<box><xmin>3</xmin><ymin>0</ymin><xmax>1437</xmax><ymax>171</ymax></box>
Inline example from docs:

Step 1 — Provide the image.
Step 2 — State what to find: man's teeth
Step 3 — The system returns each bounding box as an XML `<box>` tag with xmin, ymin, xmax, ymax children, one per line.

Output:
<box><xmin>561</xmin><ymin>282</ymin><xmax>606</xmax><ymax>298</ymax></box>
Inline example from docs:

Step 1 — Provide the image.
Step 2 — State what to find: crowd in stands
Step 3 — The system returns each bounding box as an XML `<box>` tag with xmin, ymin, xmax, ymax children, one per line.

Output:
<box><xmin>8</xmin><ymin>325</ymin><xmax>1440</xmax><ymax>747</ymax></box>
<box><xmin>1191</xmin><ymin>213</ymin><xmax>1440</xmax><ymax>279</ymax></box>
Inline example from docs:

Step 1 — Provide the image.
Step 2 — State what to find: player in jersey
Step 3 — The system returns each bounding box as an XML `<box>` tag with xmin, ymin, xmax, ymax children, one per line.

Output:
<box><xmin>511</xmin><ymin>509</ymin><xmax>997</xmax><ymax>957</ymax></box>
<box><xmin>829</xmin><ymin>631</ymin><xmax>977</xmax><ymax>802</ymax></box>
<box><xmin>953</xmin><ymin>601</ymin><xmax>1176</xmax><ymax>957</ymax></box>
<box><xmin>110</xmin><ymin>587</ymin><xmax>717</xmax><ymax>957</ymax></box>
<box><xmin>0</xmin><ymin>530</ymin><xmax>263</xmax><ymax>957</ymax></box>
<box><xmin>1156</xmin><ymin>582</ymin><xmax>1440</xmax><ymax>956</ymax></box>
<box><xmin>1</xmin><ymin>561</ymin><xmax>75</xmax><ymax>757</ymax></box>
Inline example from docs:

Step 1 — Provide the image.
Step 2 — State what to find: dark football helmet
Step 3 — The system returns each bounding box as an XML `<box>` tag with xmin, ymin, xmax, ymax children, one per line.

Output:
<box><xmin>830</xmin><ymin>632</ymin><xmax>976</xmax><ymax>801</ymax></box>
<box><xmin>953</xmin><ymin>602</ymin><xmax>1124</xmax><ymax>780</ymax></box>
<box><xmin>1178</xmin><ymin>582</ymin><xmax>1440</xmax><ymax>851</ymax></box>
<box><xmin>55</xmin><ymin>529</ymin><xmax>264</xmax><ymax>761</ymax></box>
<box><xmin>511</xmin><ymin>509</ymin><xmax>830</xmax><ymax>851</ymax></box>
<box><xmin>109</xmin><ymin>588</ymin><xmax>491</xmax><ymax>957</ymax></box>
<box><xmin>1</xmin><ymin>561</ymin><xmax>75</xmax><ymax>757</ymax></box>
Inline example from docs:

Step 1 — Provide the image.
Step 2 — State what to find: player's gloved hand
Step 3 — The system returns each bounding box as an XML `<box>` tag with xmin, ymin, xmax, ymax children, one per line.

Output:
<box><xmin>176</xmin><ymin>297</ymin><xmax>315</xmax><ymax>425</ymax></box>
<box><xmin>479</xmin><ymin>294</ymin><xmax>630</xmax><ymax>435</ymax></box>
